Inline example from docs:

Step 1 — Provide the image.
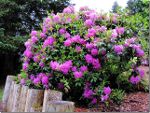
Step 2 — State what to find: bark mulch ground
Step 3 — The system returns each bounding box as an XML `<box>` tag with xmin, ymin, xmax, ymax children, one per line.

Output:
<box><xmin>74</xmin><ymin>92</ymin><xmax>149</xmax><ymax>112</ymax></box>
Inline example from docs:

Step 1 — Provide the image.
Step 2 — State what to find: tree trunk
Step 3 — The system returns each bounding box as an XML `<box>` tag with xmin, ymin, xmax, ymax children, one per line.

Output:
<box><xmin>25</xmin><ymin>89</ymin><xmax>44</xmax><ymax>112</ymax></box>
<box><xmin>6</xmin><ymin>81</ymin><xmax>15</xmax><ymax>112</ymax></box>
<box><xmin>19</xmin><ymin>85</ymin><xmax>29</xmax><ymax>112</ymax></box>
<box><xmin>42</xmin><ymin>90</ymin><xmax>62</xmax><ymax>112</ymax></box>
<box><xmin>11</xmin><ymin>83</ymin><xmax>22</xmax><ymax>112</ymax></box>
<box><xmin>2</xmin><ymin>75</ymin><xmax>15</xmax><ymax>111</ymax></box>
<box><xmin>44</xmin><ymin>101</ymin><xmax>75</xmax><ymax>112</ymax></box>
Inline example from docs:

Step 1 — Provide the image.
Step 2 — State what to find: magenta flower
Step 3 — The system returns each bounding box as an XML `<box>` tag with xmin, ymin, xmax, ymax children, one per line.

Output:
<box><xmin>23</xmin><ymin>49</ymin><xmax>33</xmax><ymax>58</ymax></box>
<box><xmin>92</xmin><ymin>58</ymin><xmax>101</xmax><ymax>69</ymax></box>
<box><xmin>71</xmin><ymin>35</ymin><xmax>80</xmax><ymax>43</ymax></box>
<box><xmin>79</xmin><ymin>38</ymin><xmax>86</xmax><ymax>45</ymax></box>
<box><xmin>86</xmin><ymin>43</ymin><xmax>94</xmax><ymax>49</ymax></box>
<box><xmin>100</xmin><ymin>26</ymin><xmax>107</xmax><ymax>32</ymax></box>
<box><xmin>113</xmin><ymin>45</ymin><xmax>124</xmax><ymax>55</ymax></box>
<box><xmin>101</xmin><ymin>48</ymin><xmax>106</xmax><ymax>55</ymax></box>
<box><xmin>50</xmin><ymin>61</ymin><xmax>60</xmax><ymax>70</ymax></box>
<box><xmin>30</xmin><ymin>74</ymin><xmax>35</xmax><ymax>81</ymax></box>
<box><xmin>22</xmin><ymin>62</ymin><xmax>29</xmax><ymax>71</ymax></box>
<box><xmin>24</xmin><ymin>40</ymin><xmax>32</xmax><ymax>48</ymax></box>
<box><xmin>101</xmin><ymin>94</ymin><xmax>109</xmax><ymax>101</ymax></box>
<box><xmin>84</xmin><ymin>19</ymin><xmax>93</xmax><ymax>27</ymax></box>
<box><xmin>80</xmin><ymin>66</ymin><xmax>88</xmax><ymax>72</ymax></box>
<box><xmin>136</xmin><ymin>48</ymin><xmax>145</xmax><ymax>57</ymax></box>
<box><xmin>89</xmin><ymin>13</ymin><xmax>97</xmax><ymax>21</ymax></box>
<box><xmin>103</xmin><ymin>86</ymin><xmax>111</xmax><ymax>95</ymax></box>
<box><xmin>75</xmin><ymin>46</ymin><xmax>82</xmax><ymax>52</ymax></box>
<box><xmin>38</xmin><ymin>73</ymin><xmax>46</xmax><ymax>79</ymax></box>
<box><xmin>59</xmin><ymin>28</ymin><xmax>66</xmax><ymax>35</ymax></box>
<box><xmin>53</xmin><ymin>15</ymin><xmax>60</xmax><ymax>23</ymax></box>
<box><xmin>31</xmin><ymin>30</ymin><xmax>37</xmax><ymax>36</ymax></box>
<box><xmin>64</xmin><ymin>39</ymin><xmax>72</xmax><ymax>47</ymax></box>
<box><xmin>74</xmin><ymin>71</ymin><xmax>83</xmax><ymax>79</ymax></box>
<box><xmin>83</xmin><ymin>89</ymin><xmax>94</xmax><ymax>99</ymax></box>
<box><xmin>72</xmin><ymin>66</ymin><xmax>77</xmax><ymax>72</ymax></box>
<box><xmin>87</xmin><ymin>28</ymin><xmax>96</xmax><ymax>37</ymax></box>
<box><xmin>20</xmin><ymin>79</ymin><xmax>26</xmax><ymax>85</ymax></box>
<box><xmin>85</xmin><ymin>54</ymin><xmax>93</xmax><ymax>64</ymax></box>
<box><xmin>63</xmin><ymin>6</ymin><xmax>74</xmax><ymax>14</ymax></box>
<box><xmin>42</xmin><ymin>76</ymin><xmax>49</xmax><ymax>85</ymax></box>
<box><xmin>91</xmin><ymin>48</ymin><xmax>98</xmax><ymax>56</ymax></box>
<box><xmin>39</xmin><ymin>62</ymin><xmax>45</xmax><ymax>68</ymax></box>
<box><xmin>137</xmin><ymin>68</ymin><xmax>145</xmax><ymax>78</ymax></box>
<box><xmin>43</xmin><ymin>36</ymin><xmax>55</xmax><ymax>48</ymax></box>
<box><xmin>40</xmin><ymin>33</ymin><xmax>46</xmax><ymax>39</ymax></box>
<box><xmin>91</xmin><ymin>98</ymin><xmax>97</xmax><ymax>104</ymax></box>
<box><xmin>33</xmin><ymin>77</ymin><xmax>41</xmax><ymax>85</ymax></box>
<box><xmin>31</xmin><ymin>36</ymin><xmax>38</xmax><ymax>43</ymax></box>
<box><xmin>111</xmin><ymin>29</ymin><xmax>118</xmax><ymax>38</ymax></box>
<box><xmin>130</xmin><ymin>75</ymin><xmax>141</xmax><ymax>84</ymax></box>
<box><xmin>59</xmin><ymin>60</ymin><xmax>72</xmax><ymax>74</ymax></box>
<box><xmin>64</xmin><ymin>32</ymin><xmax>71</xmax><ymax>39</ymax></box>
<box><xmin>116</xmin><ymin>27</ymin><xmax>125</xmax><ymax>35</ymax></box>
<box><xmin>33</xmin><ymin>55</ymin><xmax>40</xmax><ymax>63</ymax></box>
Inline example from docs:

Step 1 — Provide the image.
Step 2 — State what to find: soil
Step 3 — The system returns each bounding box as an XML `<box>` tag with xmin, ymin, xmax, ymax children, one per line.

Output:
<box><xmin>74</xmin><ymin>92</ymin><xmax>149</xmax><ymax>112</ymax></box>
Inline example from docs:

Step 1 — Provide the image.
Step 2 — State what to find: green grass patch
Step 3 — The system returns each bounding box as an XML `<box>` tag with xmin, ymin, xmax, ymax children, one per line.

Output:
<box><xmin>0</xmin><ymin>87</ymin><xmax>3</xmax><ymax>101</ymax></box>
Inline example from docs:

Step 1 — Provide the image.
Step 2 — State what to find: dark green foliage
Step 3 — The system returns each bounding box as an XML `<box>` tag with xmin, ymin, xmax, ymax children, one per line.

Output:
<box><xmin>112</xmin><ymin>1</ymin><xmax>120</xmax><ymax>13</ymax></box>
<box><xmin>0</xmin><ymin>0</ymin><xmax>71</xmax><ymax>36</ymax></box>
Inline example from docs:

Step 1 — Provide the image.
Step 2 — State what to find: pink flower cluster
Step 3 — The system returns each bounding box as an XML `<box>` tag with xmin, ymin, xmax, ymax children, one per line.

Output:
<box><xmin>31</xmin><ymin>73</ymin><xmax>49</xmax><ymax>88</ymax></box>
<box><xmin>50</xmin><ymin>60</ymin><xmax>73</xmax><ymax>74</ymax></box>
<box><xmin>101</xmin><ymin>86</ymin><xmax>111</xmax><ymax>101</ymax></box>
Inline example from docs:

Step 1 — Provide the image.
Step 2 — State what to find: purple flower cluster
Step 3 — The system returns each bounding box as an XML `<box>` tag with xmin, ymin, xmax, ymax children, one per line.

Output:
<box><xmin>31</xmin><ymin>73</ymin><xmax>49</xmax><ymax>88</ymax></box>
<box><xmin>113</xmin><ymin>45</ymin><xmax>124</xmax><ymax>55</ymax></box>
<box><xmin>50</xmin><ymin>60</ymin><xmax>72</xmax><ymax>74</ymax></box>
<box><xmin>101</xmin><ymin>86</ymin><xmax>111</xmax><ymax>101</ymax></box>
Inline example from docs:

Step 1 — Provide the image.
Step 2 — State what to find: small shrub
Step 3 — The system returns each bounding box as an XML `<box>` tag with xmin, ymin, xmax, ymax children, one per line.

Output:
<box><xmin>110</xmin><ymin>89</ymin><xmax>125</xmax><ymax>104</ymax></box>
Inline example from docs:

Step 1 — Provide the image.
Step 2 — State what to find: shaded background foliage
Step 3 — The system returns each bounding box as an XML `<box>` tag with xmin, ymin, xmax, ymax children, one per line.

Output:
<box><xmin>0</xmin><ymin>0</ymin><xmax>71</xmax><ymax>84</ymax></box>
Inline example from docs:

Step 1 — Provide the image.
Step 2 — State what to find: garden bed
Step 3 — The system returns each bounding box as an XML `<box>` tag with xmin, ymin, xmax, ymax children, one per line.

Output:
<box><xmin>74</xmin><ymin>92</ymin><xmax>149</xmax><ymax>112</ymax></box>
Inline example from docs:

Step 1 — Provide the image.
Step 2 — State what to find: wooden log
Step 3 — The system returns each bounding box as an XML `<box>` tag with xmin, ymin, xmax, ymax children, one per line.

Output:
<box><xmin>42</xmin><ymin>90</ymin><xmax>62</xmax><ymax>112</ymax></box>
<box><xmin>11</xmin><ymin>83</ymin><xmax>22</xmax><ymax>112</ymax></box>
<box><xmin>6</xmin><ymin>81</ymin><xmax>15</xmax><ymax>112</ymax></box>
<box><xmin>25</xmin><ymin>89</ymin><xmax>44</xmax><ymax>112</ymax></box>
<box><xmin>2</xmin><ymin>75</ymin><xmax>15</xmax><ymax>111</ymax></box>
<box><xmin>43</xmin><ymin>101</ymin><xmax>75</xmax><ymax>112</ymax></box>
<box><xmin>18</xmin><ymin>85</ymin><xmax>29</xmax><ymax>112</ymax></box>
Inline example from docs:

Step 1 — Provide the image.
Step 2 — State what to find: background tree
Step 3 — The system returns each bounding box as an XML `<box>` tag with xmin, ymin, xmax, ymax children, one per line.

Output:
<box><xmin>0</xmin><ymin>0</ymin><xmax>70</xmax><ymax>36</ymax></box>
<box><xmin>112</xmin><ymin>1</ymin><xmax>120</xmax><ymax>13</ymax></box>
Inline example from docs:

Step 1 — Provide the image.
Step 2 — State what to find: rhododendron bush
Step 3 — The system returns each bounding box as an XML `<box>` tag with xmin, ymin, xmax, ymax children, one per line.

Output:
<box><xmin>17</xmin><ymin>6</ymin><xmax>146</xmax><ymax>105</ymax></box>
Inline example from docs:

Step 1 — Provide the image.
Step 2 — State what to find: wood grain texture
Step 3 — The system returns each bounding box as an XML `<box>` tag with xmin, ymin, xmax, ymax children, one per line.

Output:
<box><xmin>44</xmin><ymin>101</ymin><xmax>75</xmax><ymax>112</ymax></box>
<box><xmin>12</xmin><ymin>83</ymin><xmax>22</xmax><ymax>112</ymax></box>
<box><xmin>6</xmin><ymin>81</ymin><xmax>15</xmax><ymax>112</ymax></box>
<box><xmin>2</xmin><ymin>76</ymin><xmax>15</xmax><ymax>111</ymax></box>
<box><xmin>18</xmin><ymin>85</ymin><xmax>29</xmax><ymax>112</ymax></box>
<box><xmin>25</xmin><ymin>89</ymin><xmax>44</xmax><ymax>112</ymax></box>
<box><xmin>42</xmin><ymin>90</ymin><xmax>62</xmax><ymax>112</ymax></box>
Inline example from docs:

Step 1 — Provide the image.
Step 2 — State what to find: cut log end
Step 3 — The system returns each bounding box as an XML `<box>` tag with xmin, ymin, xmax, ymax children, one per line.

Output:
<box><xmin>43</xmin><ymin>101</ymin><xmax>75</xmax><ymax>112</ymax></box>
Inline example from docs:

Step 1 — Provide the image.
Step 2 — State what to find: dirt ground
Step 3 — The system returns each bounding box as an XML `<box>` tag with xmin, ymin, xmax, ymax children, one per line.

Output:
<box><xmin>74</xmin><ymin>92</ymin><xmax>149</xmax><ymax>112</ymax></box>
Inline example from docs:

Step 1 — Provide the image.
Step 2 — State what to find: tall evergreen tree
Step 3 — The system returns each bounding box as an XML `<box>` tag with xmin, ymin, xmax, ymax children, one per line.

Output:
<box><xmin>112</xmin><ymin>1</ymin><xmax>119</xmax><ymax>13</ymax></box>
<box><xmin>0</xmin><ymin>0</ymin><xmax>71</xmax><ymax>36</ymax></box>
